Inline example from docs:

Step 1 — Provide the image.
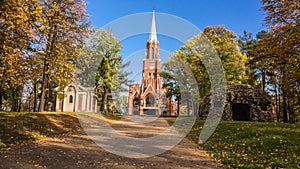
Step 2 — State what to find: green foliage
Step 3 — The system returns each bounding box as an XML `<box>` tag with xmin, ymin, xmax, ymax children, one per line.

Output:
<box><xmin>238</xmin><ymin>30</ymin><xmax>260</xmax><ymax>87</ymax></box>
<box><xmin>161</xmin><ymin>55</ymin><xmax>200</xmax><ymax>116</ymax></box>
<box><xmin>165</xmin><ymin>118</ymin><xmax>300</xmax><ymax>168</ymax></box>
<box><xmin>159</xmin><ymin>71</ymin><xmax>180</xmax><ymax>99</ymax></box>
<box><xmin>172</xmin><ymin>25</ymin><xmax>250</xmax><ymax>99</ymax></box>
<box><xmin>202</xmin><ymin>26</ymin><xmax>249</xmax><ymax>85</ymax></box>
<box><xmin>92</xmin><ymin>29</ymin><xmax>122</xmax><ymax>112</ymax></box>
<box><xmin>159</xmin><ymin>70</ymin><xmax>181</xmax><ymax>116</ymax></box>
<box><xmin>0</xmin><ymin>112</ymin><xmax>81</xmax><ymax>149</ymax></box>
<box><xmin>77</xmin><ymin>28</ymin><xmax>131</xmax><ymax>112</ymax></box>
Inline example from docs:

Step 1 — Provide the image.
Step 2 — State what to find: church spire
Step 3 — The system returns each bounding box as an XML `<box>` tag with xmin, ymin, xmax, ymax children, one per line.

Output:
<box><xmin>148</xmin><ymin>9</ymin><xmax>158</xmax><ymax>42</ymax></box>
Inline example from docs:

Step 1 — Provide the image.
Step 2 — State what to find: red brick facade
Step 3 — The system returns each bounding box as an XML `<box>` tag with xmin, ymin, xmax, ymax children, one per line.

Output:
<box><xmin>128</xmin><ymin>10</ymin><xmax>173</xmax><ymax>116</ymax></box>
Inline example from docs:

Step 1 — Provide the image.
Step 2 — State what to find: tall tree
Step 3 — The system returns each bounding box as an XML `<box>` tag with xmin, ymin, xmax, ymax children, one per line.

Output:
<box><xmin>254</xmin><ymin>0</ymin><xmax>300</xmax><ymax>122</ymax></box>
<box><xmin>76</xmin><ymin>28</ymin><xmax>124</xmax><ymax>113</ymax></box>
<box><xmin>202</xmin><ymin>25</ymin><xmax>249</xmax><ymax>85</ymax></box>
<box><xmin>238</xmin><ymin>30</ymin><xmax>260</xmax><ymax>87</ymax></box>
<box><xmin>0</xmin><ymin>0</ymin><xmax>42</xmax><ymax>111</ymax></box>
<box><xmin>38</xmin><ymin>0</ymin><xmax>89</xmax><ymax>112</ymax></box>
<box><xmin>171</xmin><ymin>25</ymin><xmax>250</xmax><ymax>100</ymax></box>
<box><xmin>159</xmin><ymin>71</ymin><xmax>181</xmax><ymax>116</ymax></box>
<box><xmin>240</xmin><ymin>30</ymin><xmax>272</xmax><ymax>91</ymax></box>
<box><xmin>94</xmin><ymin>30</ymin><xmax>122</xmax><ymax>113</ymax></box>
<box><xmin>261</xmin><ymin>0</ymin><xmax>299</xmax><ymax>27</ymax></box>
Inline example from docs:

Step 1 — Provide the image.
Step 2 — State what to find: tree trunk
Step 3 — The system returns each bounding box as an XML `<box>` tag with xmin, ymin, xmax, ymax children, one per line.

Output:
<box><xmin>39</xmin><ymin>17</ymin><xmax>58</xmax><ymax>112</ymax></box>
<box><xmin>33</xmin><ymin>82</ymin><xmax>37</xmax><ymax>112</ymax></box>
<box><xmin>187</xmin><ymin>100</ymin><xmax>190</xmax><ymax>117</ymax></box>
<box><xmin>298</xmin><ymin>88</ymin><xmax>300</xmax><ymax>106</ymax></box>
<box><xmin>275</xmin><ymin>84</ymin><xmax>280</xmax><ymax>122</ymax></box>
<box><xmin>100</xmin><ymin>91</ymin><xmax>105</xmax><ymax>112</ymax></box>
<box><xmin>177</xmin><ymin>95</ymin><xmax>180</xmax><ymax>116</ymax></box>
<box><xmin>0</xmin><ymin>87</ymin><xmax>3</xmax><ymax>110</ymax></box>
<box><xmin>298</xmin><ymin>91</ymin><xmax>300</xmax><ymax>108</ymax></box>
<box><xmin>288</xmin><ymin>99</ymin><xmax>294</xmax><ymax>123</ymax></box>
<box><xmin>103</xmin><ymin>90</ymin><xmax>108</xmax><ymax>113</ymax></box>
<box><xmin>53</xmin><ymin>92</ymin><xmax>56</xmax><ymax>112</ymax></box>
<box><xmin>283</xmin><ymin>90</ymin><xmax>288</xmax><ymax>123</ymax></box>
<box><xmin>262</xmin><ymin>69</ymin><xmax>266</xmax><ymax>91</ymax></box>
<box><xmin>49</xmin><ymin>88</ymin><xmax>55</xmax><ymax>111</ymax></box>
<box><xmin>44</xmin><ymin>89</ymin><xmax>49</xmax><ymax>111</ymax></box>
<box><xmin>39</xmin><ymin>66</ymin><xmax>48</xmax><ymax>112</ymax></box>
<box><xmin>17</xmin><ymin>99</ymin><xmax>22</xmax><ymax>112</ymax></box>
<box><xmin>278</xmin><ymin>91</ymin><xmax>281</xmax><ymax>122</ymax></box>
<box><xmin>17</xmin><ymin>86</ymin><xmax>23</xmax><ymax>112</ymax></box>
<box><xmin>0</xmin><ymin>65</ymin><xmax>7</xmax><ymax>110</ymax></box>
<box><xmin>11</xmin><ymin>87</ymin><xmax>18</xmax><ymax>112</ymax></box>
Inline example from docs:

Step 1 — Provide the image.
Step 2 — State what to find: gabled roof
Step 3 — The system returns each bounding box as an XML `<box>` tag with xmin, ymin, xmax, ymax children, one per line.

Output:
<box><xmin>141</xmin><ymin>83</ymin><xmax>157</xmax><ymax>98</ymax></box>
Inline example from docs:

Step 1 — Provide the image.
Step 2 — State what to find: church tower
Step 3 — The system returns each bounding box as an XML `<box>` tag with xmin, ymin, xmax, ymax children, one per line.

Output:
<box><xmin>128</xmin><ymin>10</ymin><xmax>172</xmax><ymax>116</ymax></box>
<box><xmin>141</xmin><ymin>10</ymin><xmax>161</xmax><ymax>94</ymax></box>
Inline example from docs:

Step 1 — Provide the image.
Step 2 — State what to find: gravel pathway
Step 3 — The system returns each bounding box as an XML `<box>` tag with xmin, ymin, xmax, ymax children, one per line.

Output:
<box><xmin>0</xmin><ymin>117</ymin><xmax>223</xmax><ymax>169</ymax></box>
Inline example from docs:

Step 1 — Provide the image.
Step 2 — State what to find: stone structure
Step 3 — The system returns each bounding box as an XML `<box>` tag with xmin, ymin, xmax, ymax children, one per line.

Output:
<box><xmin>55</xmin><ymin>84</ymin><xmax>97</xmax><ymax>112</ymax></box>
<box><xmin>128</xmin><ymin>10</ymin><xmax>173</xmax><ymax>116</ymax></box>
<box><xmin>199</xmin><ymin>85</ymin><xmax>274</xmax><ymax>122</ymax></box>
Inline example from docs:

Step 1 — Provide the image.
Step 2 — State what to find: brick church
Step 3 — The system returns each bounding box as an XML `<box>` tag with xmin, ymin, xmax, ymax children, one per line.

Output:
<box><xmin>128</xmin><ymin>10</ymin><xmax>174</xmax><ymax>116</ymax></box>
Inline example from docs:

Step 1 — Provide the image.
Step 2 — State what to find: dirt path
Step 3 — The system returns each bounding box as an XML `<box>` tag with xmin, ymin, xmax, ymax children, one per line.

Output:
<box><xmin>0</xmin><ymin>117</ymin><xmax>223</xmax><ymax>169</ymax></box>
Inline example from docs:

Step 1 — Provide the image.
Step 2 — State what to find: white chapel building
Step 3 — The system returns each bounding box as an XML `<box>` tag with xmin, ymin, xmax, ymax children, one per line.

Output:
<box><xmin>55</xmin><ymin>84</ymin><xmax>97</xmax><ymax>112</ymax></box>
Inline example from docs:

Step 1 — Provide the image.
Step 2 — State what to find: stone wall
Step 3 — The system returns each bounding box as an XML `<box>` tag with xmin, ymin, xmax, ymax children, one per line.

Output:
<box><xmin>199</xmin><ymin>85</ymin><xmax>274</xmax><ymax>122</ymax></box>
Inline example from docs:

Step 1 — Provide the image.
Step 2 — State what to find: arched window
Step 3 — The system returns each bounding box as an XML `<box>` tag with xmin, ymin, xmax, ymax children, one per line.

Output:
<box><xmin>147</xmin><ymin>49</ymin><xmax>149</xmax><ymax>59</ymax></box>
<box><xmin>146</xmin><ymin>94</ymin><xmax>156</xmax><ymax>107</ymax></box>
<box><xmin>133</xmin><ymin>97</ymin><xmax>140</xmax><ymax>107</ymax></box>
<box><xmin>152</xmin><ymin>48</ymin><xmax>155</xmax><ymax>59</ymax></box>
<box><xmin>69</xmin><ymin>95</ymin><xmax>73</xmax><ymax>103</ymax></box>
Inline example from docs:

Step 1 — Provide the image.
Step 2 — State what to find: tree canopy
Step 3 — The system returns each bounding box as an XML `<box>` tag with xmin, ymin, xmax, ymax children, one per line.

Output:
<box><xmin>76</xmin><ymin>28</ymin><xmax>131</xmax><ymax>113</ymax></box>
<box><xmin>0</xmin><ymin>0</ymin><xmax>89</xmax><ymax>112</ymax></box>
<box><xmin>162</xmin><ymin>25</ymin><xmax>250</xmax><ymax>100</ymax></box>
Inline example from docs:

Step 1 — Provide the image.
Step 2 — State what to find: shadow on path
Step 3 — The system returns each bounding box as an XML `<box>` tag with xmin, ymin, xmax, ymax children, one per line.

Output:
<box><xmin>0</xmin><ymin>117</ymin><xmax>223</xmax><ymax>169</ymax></box>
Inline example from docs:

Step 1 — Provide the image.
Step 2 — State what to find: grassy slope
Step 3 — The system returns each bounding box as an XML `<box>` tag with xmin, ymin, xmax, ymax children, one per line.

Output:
<box><xmin>0</xmin><ymin>112</ymin><xmax>82</xmax><ymax>149</ymax></box>
<box><xmin>0</xmin><ymin>112</ymin><xmax>125</xmax><ymax>150</ymax></box>
<box><xmin>166</xmin><ymin>118</ymin><xmax>300</xmax><ymax>169</ymax></box>
<box><xmin>101</xmin><ymin>113</ymin><xmax>125</xmax><ymax>123</ymax></box>
<box><xmin>1</xmin><ymin>112</ymin><xmax>299</xmax><ymax>168</ymax></box>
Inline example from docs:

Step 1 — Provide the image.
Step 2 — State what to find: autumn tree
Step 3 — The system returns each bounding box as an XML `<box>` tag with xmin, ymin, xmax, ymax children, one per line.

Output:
<box><xmin>203</xmin><ymin>26</ymin><xmax>249</xmax><ymax>85</ymax></box>
<box><xmin>170</xmin><ymin>25</ymin><xmax>250</xmax><ymax>101</ymax></box>
<box><xmin>37</xmin><ymin>0</ymin><xmax>89</xmax><ymax>112</ymax></box>
<box><xmin>251</xmin><ymin>0</ymin><xmax>300</xmax><ymax>122</ymax></box>
<box><xmin>0</xmin><ymin>0</ymin><xmax>42</xmax><ymax>111</ymax></box>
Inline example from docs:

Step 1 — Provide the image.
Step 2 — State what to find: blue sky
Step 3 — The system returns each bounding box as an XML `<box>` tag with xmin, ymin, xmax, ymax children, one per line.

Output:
<box><xmin>85</xmin><ymin>0</ymin><xmax>266</xmax><ymax>81</ymax></box>
<box><xmin>86</xmin><ymin>0</ymin><xmax>266</xmax><ymax>54</ymax></box>
<box><xmin>85</xmin><ymin>0</ymin><xmax>266</xmax><ymax>34</ymax></box>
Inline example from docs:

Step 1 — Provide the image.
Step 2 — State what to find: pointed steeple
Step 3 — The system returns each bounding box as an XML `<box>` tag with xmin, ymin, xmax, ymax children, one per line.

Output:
<box><xmin>148</xmin><ymin>9</ymin><xmax>158</xmax><ymax>43</ymax></box>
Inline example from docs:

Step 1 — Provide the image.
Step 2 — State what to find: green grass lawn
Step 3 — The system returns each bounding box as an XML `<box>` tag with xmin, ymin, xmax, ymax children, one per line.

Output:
<box><xmin>0</xmin><ymin>112</ymin><xmax>82</xmax><ymax>149</ymax></box>
<box><xmin>166</xmin><ymin>118</ymin><xmax>300</xmax><ymax>168</ymax></box>
<box><xmin>101</xmin><ymin>113</ymin><xmax>125</xmax><ymax>121</ymax></box>
<box><xmin>1</xmin><ymin>112</ymin><xmax>299</xmax><ymax>168</ymax></box>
